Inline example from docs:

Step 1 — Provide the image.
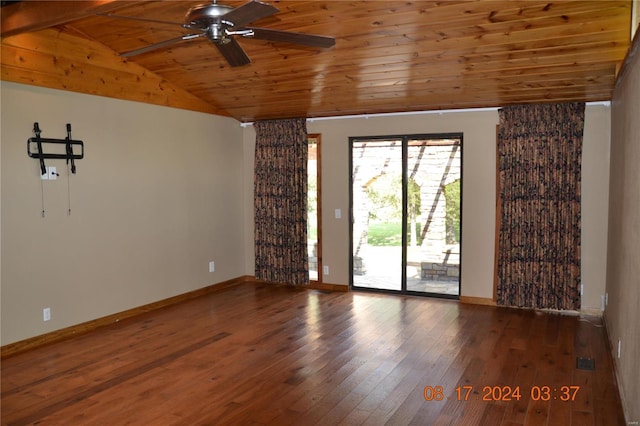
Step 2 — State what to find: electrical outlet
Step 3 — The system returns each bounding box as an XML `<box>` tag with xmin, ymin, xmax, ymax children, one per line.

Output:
<box><xmin>209</xmin><ymin>261</ymin><xmax>215</xmax><ymax>273</ymax></box>
<box><xmin>335</xmin><ymin>209</ymin><xmax>342</xmax><ymax>219</ymax></box>
<box><xmin>323</xmin><ymin>265</ymin><xmax>329</xmax><ymax>275</ymax></box>
<box><xmin>40</xmin><ymin>167</ymin><xmax>58</xmax><ymax>180</ymax></box>
<box><xmin>43</xmin><ymin>307</ymin><xmax>51</xmax><ymax>322</ymax></box>
<box><xmin>48</xmin><ymin>166</ymin><xmax>58</xmax><ymax>180</ymax></box>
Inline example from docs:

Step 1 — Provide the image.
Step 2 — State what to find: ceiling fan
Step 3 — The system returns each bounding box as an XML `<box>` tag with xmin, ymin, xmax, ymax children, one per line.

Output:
<box><xmin>101</xmin><ymin>0</ymin><xmax>336</xmax><ymax>67</ymax></box>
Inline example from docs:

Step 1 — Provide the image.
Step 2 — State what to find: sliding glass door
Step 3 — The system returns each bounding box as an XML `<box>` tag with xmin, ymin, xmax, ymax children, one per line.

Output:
<box><xmin>351</xmin><ymin>139</ymin><xmax>404</xmax><ymax>291</ymax></box>
<box><xmin>350</xmin><ymin>134</ymin><xmax>462</xmax><ymax>298</ymax></box>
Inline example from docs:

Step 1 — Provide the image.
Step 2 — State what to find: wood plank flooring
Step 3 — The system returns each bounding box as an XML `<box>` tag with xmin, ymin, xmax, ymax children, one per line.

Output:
<box><xmin>1</xmin><ymin>282</ymin><xmax>625</xmax><ymax>425</ymax></box>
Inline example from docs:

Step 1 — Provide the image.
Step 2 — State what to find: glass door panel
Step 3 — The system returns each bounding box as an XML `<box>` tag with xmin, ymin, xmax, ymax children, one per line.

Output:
<box><xmin>308</xmin><ymin>135</ymin><xmax>320</xmax><ymax>282</ymax></box>
<box><xmin>405</xmin><ymin>138</ymin><xmax>461</xmax><ymax>296</ymax></box>
<box><xmin>351</xmin><ymin>139</ymin><xmax>403</xmax><ymax>291</ymax></box>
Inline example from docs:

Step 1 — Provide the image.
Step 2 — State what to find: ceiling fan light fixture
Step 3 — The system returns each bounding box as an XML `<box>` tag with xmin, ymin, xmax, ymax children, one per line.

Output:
<box><xmin>206</xmin><ymin>23</ymin><xmax>226</xmax><ymax>42</ymax></box>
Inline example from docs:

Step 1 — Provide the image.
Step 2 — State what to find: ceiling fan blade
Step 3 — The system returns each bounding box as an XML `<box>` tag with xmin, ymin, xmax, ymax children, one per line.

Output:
<box><xmin>121</xmin><ymin>33</ymin><xmax>205</xmax><ymax>57</ymax></box>
<box><xmin>98</xmin><ymin>13</ymin><xmax>189</xmax><ymax>29</ymax></box>
<box><xmin>222</xmin><ymin>1</ymin><xmax>279</xmax><ymax>28</ymax></box>
<box><xmin>215</xmin><ymin>37</ymin><xmax>251</xmax><ymax>67</ymax></box>
<box><xmin>247</xmin><ymin>27</ymin><xmax>336</xmax><ymax>48</ymax></box>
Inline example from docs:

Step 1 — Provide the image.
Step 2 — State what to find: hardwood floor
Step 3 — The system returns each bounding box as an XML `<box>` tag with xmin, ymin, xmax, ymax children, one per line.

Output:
<box><xmin>1</xmin><ymin>282</ymin><xmax>625</xmax><ymax>425</ymax></box>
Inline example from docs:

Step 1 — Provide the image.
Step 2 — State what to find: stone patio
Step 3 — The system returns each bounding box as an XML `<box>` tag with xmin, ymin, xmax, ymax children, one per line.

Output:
<box><xmin>351</xmin><ymin>246</ymin><xmax>459</xmax><ymax>295</ymax></box>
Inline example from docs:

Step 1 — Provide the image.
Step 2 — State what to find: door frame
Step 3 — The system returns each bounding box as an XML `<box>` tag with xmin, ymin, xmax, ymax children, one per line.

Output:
<box><xmin>308</xmin><ymin>133</ymin><xmax>323</xmax><ymax>286</ymax></box>
<box><xmin>348</xmin><ymin>132</ymin><xmax>463</xmax><ymax>299</ymax></box>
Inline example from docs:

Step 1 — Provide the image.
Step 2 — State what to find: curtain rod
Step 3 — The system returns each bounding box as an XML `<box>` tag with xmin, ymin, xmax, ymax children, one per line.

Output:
<box><xmin>239</xmin><ymin>101</ymin><xmax>610</xmax><ymax>127</ymax></box>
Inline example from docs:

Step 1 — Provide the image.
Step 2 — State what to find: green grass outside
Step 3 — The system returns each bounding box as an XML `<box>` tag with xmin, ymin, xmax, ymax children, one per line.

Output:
<box><xmin>308</xmin><ymin>226</ymin><xmax>317</xmax><ymax>240</ymax></box>
<box><xmin>367</xmin><ymin>222</ymin><xmax>425</xmax><ymax>246</ymax></box>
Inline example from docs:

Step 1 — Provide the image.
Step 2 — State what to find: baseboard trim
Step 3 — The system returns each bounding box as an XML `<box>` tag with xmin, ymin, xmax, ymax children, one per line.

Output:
<box><xmin>579</xmin><ymin>308</ymin><xmax>604</xmax><ymax>317</ymax></box>
<box><xmin>603</xmin><ymin>312</ymin><xmax>631</xmax><ymax>424</ymax></box>
<box><xmin>247</xmin><ymin>276</ymin><xmax>349</xmax><ymax>293</ymax></box>
<box><xmin>1</xmin><ymin>276</ymin><xmax>252</xmax><ymax>359</ymax></box>
<box><xmin>306</xmin><ymin>282</ymin><xmax>350</xmax><ymax>292</ymax></box>
<box><xmin>459</xmin><ymin>296</ymin><xmax>497</xmax><ymax>306</ymax></box>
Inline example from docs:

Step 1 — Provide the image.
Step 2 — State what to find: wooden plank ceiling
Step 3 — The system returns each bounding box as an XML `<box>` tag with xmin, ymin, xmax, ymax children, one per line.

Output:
<box><xmin>1</xmin><ymin>0</ymin><xmax>632</xmax><ymax>122</ymax></box>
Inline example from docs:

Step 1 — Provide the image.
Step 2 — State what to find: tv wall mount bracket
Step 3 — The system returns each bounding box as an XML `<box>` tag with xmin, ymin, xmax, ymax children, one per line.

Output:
<box><xmin>28</xmin><ymin>122</ymin><xmax>84</xmax><ymax>175</ymax></box>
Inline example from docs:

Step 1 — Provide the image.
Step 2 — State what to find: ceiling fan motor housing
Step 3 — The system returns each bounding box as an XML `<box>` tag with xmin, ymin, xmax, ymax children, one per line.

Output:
<box><xmin>186</xmin><ymin>3</ymin><xmax>234</xmax><ymax>43</ymax></box>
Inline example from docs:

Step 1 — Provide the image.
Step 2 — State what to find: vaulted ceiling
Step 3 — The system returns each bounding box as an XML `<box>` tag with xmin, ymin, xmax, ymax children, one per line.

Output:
<box><xmin>1</xmin><ymin>1</ymin><xmax>633</xmax><ymax>122</ymax></box>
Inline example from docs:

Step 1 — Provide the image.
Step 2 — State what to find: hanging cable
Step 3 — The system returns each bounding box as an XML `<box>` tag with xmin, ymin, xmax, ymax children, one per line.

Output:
<box><xmin>67</xmin><ymin>165</ymin><xmax>72</xmax><ymax>216</ymax></box>
<box><xmin>65</xmin><ymin>123</ymin><xmax>75</xmax><ymax>216</ymax></box>
<box><xmin>40</xmin><ymin>174</ymin><xmax>46</xmax><ymax>218</ymax></box>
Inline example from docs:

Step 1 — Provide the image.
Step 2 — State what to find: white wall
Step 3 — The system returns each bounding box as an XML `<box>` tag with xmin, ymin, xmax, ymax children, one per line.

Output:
<box><xmin>0</xmin><ymin>80</ymin><xmax>612</xmax><ymax>346</ymax></box>
<box><xmin>307</xmin><ymin>111</ymin><xmax>499</xmax><ymax>299</ymax></box>
<box><xmin>581</xmin><ymin>105</ymin><xmax>611</xmax><ymax>312</ymax></box>
<box><xmin>1</xmin><ymin>82</ymin><xmax>245</xmax><ymax>345</ymax></box>
<box><xmin>607</xmin><ymin>36</ymin><xmax>640</xmax><ymax>422</ymax></box>
<box><xmin>243</xmin><ymin>127</ymin><xmax>256</xmax><ymax>275</ymax></box>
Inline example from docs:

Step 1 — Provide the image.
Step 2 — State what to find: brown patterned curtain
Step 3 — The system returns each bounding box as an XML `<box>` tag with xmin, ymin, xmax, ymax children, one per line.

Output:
<box><xmin>497</xmin><ymin>103</ymin><xmax>584</xmax><ymax>310</ymax></box>
<box><xmin>254</xmin><ymin>118</ymin><xmax>309</xmax><ymax>286</ymax></box>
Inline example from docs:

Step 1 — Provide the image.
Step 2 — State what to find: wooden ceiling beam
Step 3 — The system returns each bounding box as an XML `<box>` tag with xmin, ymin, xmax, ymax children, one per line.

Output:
<box><xmin>1</xmin><ymin>1</ymin><xmax>145</xmax><ymax>38</ymax></box>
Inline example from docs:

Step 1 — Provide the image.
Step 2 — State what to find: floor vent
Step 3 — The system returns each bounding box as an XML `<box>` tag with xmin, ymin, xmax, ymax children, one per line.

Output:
<box><xmin>576</xmin><ymin>357</ymin><xmax>596</xmax><ymax>371</ymax></box>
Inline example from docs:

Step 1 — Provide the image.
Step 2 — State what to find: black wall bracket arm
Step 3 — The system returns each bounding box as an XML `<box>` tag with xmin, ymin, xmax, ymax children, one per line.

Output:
<box><xmin>33</xmin><ymin>122</ymin><xmax>46</xmax><ymax>175</ymax></box>
<box><xmin>65</xmin><ymin>123</ymin><xmax>77</xmax><ymax>174</ymax></box>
